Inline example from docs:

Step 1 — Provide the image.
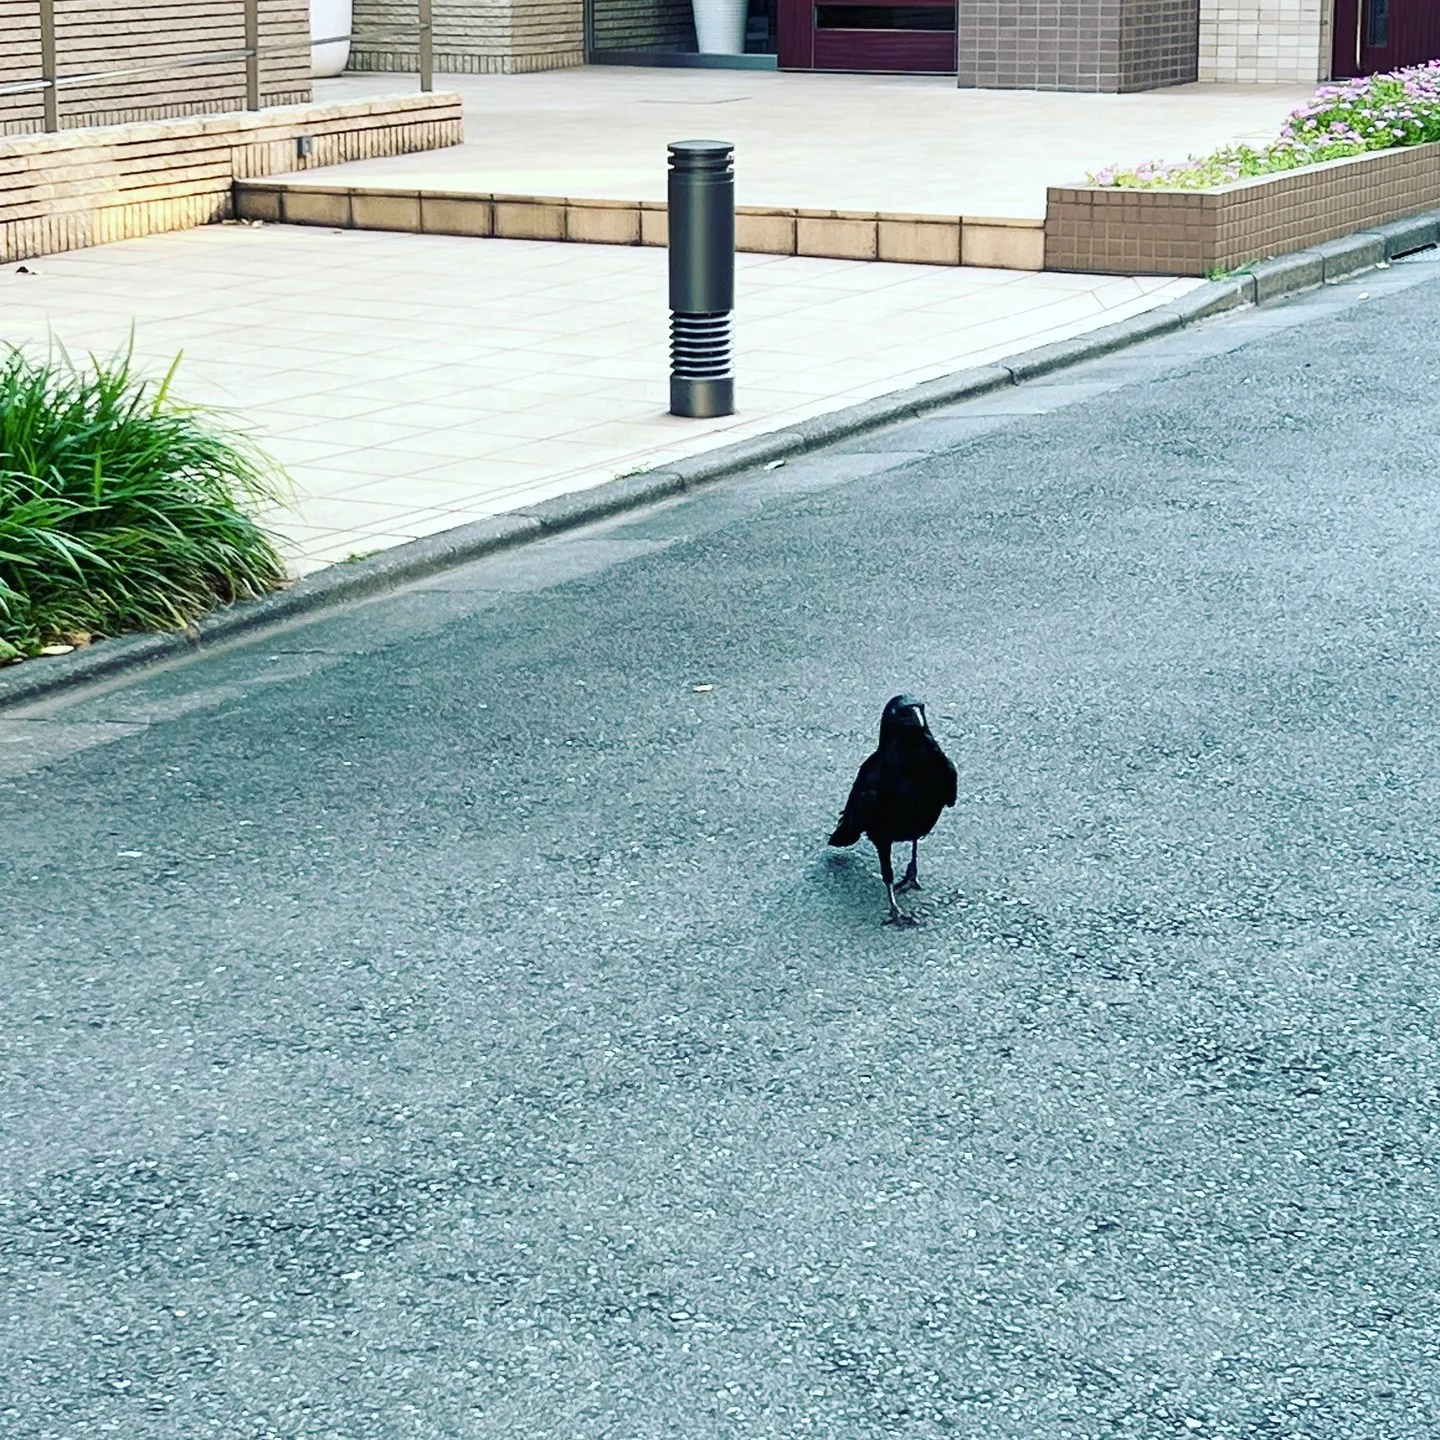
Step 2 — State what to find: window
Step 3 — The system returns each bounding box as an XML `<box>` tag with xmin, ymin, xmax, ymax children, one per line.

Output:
<box><xmin>1366</xmin><ymin>0</ymin><xmax>1390</xmax><ymax>49</ymax></box>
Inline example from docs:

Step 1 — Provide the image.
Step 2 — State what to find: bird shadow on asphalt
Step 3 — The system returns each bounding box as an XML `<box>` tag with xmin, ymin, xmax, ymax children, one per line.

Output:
<box><xmin>820</xmin><ymin>850</ymin><xmax>949</xmax><ymax>931</ymax></box>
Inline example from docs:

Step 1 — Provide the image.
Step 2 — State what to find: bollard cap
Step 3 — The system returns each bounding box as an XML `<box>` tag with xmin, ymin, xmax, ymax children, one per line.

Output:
<box><xmin>668</xmin><ymin>139</ymin><xmax>734</xmax><ymax>172</ymax></box>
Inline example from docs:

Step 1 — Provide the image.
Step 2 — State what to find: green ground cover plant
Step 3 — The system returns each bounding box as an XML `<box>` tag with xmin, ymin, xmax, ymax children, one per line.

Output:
<box><xmin>1091</xmin><ymin>61</ymin><xmax>1440</xmax><ymax>190</ymax></box>
<box><xmin>0</xmin><ymin>342</ymin><xmax>289</xmax><ymax>661</ymax></box>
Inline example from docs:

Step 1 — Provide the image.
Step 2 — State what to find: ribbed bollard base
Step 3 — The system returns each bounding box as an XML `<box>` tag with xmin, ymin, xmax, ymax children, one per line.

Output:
<box><xmin>670</xmin><ymin>375</ymin><xmax>734</xmax><ymax>419</ymax></box>
<box><xmin>670</xmin><ymin>309</ymin><xmax>734</xmax><ymax>418</ymax></box>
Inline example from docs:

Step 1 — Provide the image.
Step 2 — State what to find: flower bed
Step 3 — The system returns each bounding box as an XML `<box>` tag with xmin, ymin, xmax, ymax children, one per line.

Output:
<box><xmin>1091</xmin><ymin>63</ymin><xmax>1440</xmax><ymax>191</ymax></box>
<box><xmin>1046</xmin><ymin>63</ymin><xmax>1440</xmax><ymax>276</ymax></box>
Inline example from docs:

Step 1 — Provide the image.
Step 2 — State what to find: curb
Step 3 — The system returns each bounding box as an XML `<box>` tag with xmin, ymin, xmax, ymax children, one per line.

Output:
<box><xmin>4</xmin><ymin>211</ymin><xmax>1436</xmax><ymax>712</ymax></box>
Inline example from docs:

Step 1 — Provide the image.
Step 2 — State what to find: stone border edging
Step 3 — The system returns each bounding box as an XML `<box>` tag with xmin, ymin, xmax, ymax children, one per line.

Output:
<box><xmin>3</xmin><ymin>215</ymin><xmax>1431</xmax><ymax>712</ymax></box>
<box><xmin>234</xmin><ymin>178</ymin><xmax>1047</xmax><ymax>272</ymax></box>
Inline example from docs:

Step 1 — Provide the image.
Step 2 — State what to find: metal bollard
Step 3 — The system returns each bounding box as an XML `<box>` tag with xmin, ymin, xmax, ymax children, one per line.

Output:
<box><xmin>668</xmin><ymin>140</ymin><xmax>735</xmax><ymax>419</ymax></box>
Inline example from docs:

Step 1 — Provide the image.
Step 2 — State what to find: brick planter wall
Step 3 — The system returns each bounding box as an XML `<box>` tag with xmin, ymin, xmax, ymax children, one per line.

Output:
<box><xmin>0</xmin><ymin>92</ymin><xmax>464</xmax><ymax>264</ymax></box>
<box><xmin>1047</xmin><ymin>140</ymin><xmax>1440</xmax><ymax>275</ymax></box>
<box><xmin>0</xmin><ymin>0</ymin><xmax>310</xmax><ymax>138</ymax></box>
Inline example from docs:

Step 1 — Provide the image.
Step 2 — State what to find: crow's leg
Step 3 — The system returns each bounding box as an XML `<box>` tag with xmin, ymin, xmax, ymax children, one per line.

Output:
<box><xmin>896</xmin><ymin>840</ymin><xmax>922</xmax><ymax>894</ymax></box>
<box><xmin>877</xmin><ymin>842</ymin><xmax>916</xmax><ymax>926</ymax></box>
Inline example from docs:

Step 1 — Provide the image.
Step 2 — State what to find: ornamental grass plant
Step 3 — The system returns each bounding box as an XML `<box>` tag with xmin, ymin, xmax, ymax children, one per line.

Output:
<box><xmin>1091</xmin><ymin>61</ymin><xmax>1440</xmax><ymax>190</ymax></box>
<box><xmin>0</xmin><ymin>342</ymin><xmax>289</xmax><ymax>661</ymax></box>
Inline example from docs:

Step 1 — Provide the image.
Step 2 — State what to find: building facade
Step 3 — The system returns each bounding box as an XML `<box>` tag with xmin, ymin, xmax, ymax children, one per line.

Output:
<box><xmin>348</xmin><ymin>0</ymin><xmax>1439</xmax><ymax>91</ymax></box>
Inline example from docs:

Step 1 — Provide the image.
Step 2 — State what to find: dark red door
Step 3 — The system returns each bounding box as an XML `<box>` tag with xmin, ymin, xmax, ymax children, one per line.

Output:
<box><xmin>778</xmin><ymin>0</ymin><xmax>955</xmax><ymax>73</ymax></box>
<box><xmin>1332</xmin><ymin>0</ymin><xmax>1440</xmax><ymax>77</ymax></box>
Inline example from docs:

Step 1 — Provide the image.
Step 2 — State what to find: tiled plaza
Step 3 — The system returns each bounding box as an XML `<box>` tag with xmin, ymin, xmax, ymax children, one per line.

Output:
<box><xmin>308</xmin><ymin>67</ymin><xmax>1313</xmax><ymax>219</ymax></box>
<box><xmin>1</xmin><ymin>222</ymin><xmax>1198</xmax><ymax>573</ymax></box>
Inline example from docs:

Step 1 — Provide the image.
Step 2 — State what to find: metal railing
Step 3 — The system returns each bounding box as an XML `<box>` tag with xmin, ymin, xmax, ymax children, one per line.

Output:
<box><xmin>0</xmin><ymin>0</ymin><xmax>434</xmax><ymax>132</ymax></box>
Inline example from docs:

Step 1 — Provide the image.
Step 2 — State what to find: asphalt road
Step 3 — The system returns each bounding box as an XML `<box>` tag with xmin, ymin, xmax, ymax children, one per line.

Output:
<box><xmin>4</xmin><ymin>253</ymin><xmax>1440</xmax><ymax>1440</ymax></box>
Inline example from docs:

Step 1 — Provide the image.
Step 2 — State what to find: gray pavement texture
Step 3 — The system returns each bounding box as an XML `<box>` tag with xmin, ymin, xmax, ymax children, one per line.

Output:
<box><xmin>4</xmin><ymin>254</ymin><xmax>1440</xmax><ymax>1440</ymax></box>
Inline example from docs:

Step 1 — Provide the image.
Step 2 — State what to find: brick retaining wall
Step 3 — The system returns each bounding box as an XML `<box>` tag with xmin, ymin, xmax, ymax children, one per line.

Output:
<box><xmin>0</xmin><ymin>92</ymin><xmax>464</xmax><ymax>264</ymax></box>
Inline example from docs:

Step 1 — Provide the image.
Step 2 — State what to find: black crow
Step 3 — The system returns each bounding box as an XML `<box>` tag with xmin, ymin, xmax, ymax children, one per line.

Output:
<box><xmin>828</xmin><ymin>694</ymin><xmax>957</xmax><ymax>924</ymax></box>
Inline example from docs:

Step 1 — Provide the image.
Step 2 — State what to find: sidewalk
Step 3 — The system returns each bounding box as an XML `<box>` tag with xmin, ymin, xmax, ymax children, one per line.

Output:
<box><xmin>0</xmin><ymin>222</ymin><xmax>1198</xmax><ymax>575</ymax></box>
<box><xmin>305</xmin><ymin>68</ymin><xmax>1313</xmax><ymax>220</ymax></box>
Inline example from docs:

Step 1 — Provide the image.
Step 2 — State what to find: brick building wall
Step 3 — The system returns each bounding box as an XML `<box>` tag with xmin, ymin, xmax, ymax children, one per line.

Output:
<box><xmin>0</xmin><ymin>0</ymin><xmax>310</xmax><ymax>138</ymax></box>
<box><xmin>956</xmin><ymin>0</ymin><xmax>1199</xmax><ymax>92</ymax></box>
<box><xmin>352</xmin><ymin>0</ymin><xmax>584</xmax><ymax>72</ymax></box>
<box><xmin>1198</xmin><ymin>0</ymin><xmax>1330</xmax><ymax>83</ymax></box>
<box><xmin>590</xmin><ymin>0</ymin><xmax>694</xmax><ymax>52</ymax></box>
<box><xmin>1121</xmin><ymin>0</ymin><xmax>1200</xmax><ymax>89</ymax></box>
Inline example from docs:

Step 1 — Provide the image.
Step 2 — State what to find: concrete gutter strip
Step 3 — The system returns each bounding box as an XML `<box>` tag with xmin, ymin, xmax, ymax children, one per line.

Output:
<box><xmin>4</xmin><ymin>212</ymin><xmax>1437</xmax><ymax>712</ymax></box>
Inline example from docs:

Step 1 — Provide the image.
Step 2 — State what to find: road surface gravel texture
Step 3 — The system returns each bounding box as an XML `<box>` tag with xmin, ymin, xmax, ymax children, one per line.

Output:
<box><xmin>3</xmin><ymin>256</ymin><xmax>1440</xmax><ymax>1440</ymax></box>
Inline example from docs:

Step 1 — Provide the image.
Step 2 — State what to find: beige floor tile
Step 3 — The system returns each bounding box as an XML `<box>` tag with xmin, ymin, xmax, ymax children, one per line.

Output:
<box><xmin>374</xmin><ymin>406</ymin><xmax>567</xmax><ymax>439</ymax></box>
<box><xmin>417</xmin><ymin>455</ymin><xmax>569</xmax><ymax>491</ymax></box>
<box><xmin>283</xmin><ymin>495</ymin><xmax>454</xmax><ymax>531</ymax></box>
<box><xmin>335</xmin><ymin>474</ymin><xmax>513</xmax><ymax>509</ymax></box>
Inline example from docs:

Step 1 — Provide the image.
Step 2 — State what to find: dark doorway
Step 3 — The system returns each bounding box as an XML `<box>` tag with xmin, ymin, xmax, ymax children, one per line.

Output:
<box><xmin>1332</xmin><ymin>0</ymin><xmax>1440</xmax><ymax>77</ymax></box>
<box><xmin>587</xmin><ymin>0</ymin><xmax>779</xmax><ymax>65</ymax></box>
<box><xmin>778</xmin><ymin>0</ymin><xmax>956</xmax><ymax>72</ymax></box>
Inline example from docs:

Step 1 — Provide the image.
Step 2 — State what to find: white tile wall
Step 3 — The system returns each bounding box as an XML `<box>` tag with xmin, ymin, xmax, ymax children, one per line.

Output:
<box><xmin>1199</xmin><ymin>0</ymin><xmax>1330</xmax><ymax>83</ymax></box>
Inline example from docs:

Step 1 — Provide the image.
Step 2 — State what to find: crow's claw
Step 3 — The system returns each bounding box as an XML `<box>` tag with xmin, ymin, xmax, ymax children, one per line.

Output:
<box><xmin>884</xmin><ymin>909</ymin><xmax>919</xmax><ymax>928</ymax></box>
<box><xmin>896</xmin><ymin>876</ymin><xmax>922</xmax><ymax>894</ymax></box>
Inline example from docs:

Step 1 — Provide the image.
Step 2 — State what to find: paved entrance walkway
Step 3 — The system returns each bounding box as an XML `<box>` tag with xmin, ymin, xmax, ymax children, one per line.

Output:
<box><xmin>0</xmin><ymin>223</ymin><xmax>1195</xmax><ymax>574</ymax></box>
<box><xmin>309</xmin><ymin>68</ymin><xmax>1313</xmax><ymax>219</ymax></box>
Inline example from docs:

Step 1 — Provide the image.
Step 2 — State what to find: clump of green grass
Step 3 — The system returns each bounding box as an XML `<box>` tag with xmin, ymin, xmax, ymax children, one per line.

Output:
<box><xmin>0</xmin><ymin>342</ymin><xmax>290</xmax><ymax>660</ymax></box>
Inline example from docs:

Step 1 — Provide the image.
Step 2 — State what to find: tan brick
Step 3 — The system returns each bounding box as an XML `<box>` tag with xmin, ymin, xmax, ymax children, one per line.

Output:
<box><xmin>350</xmin><ymin>189</ymin><xmax>422</xmax><ymax>232</ymax></box>
<box><xmin>421</xmin><ymin>194</ymin><xmax>493</xmax><ymax>236</ymax></box>
<box><xmin>736</xmin><ymin>210</ymin><xmax>795</xmax><ymax>255</ymax></box>
<box><xmin>280</xmin><ymin>187</ymin><xmax>351</xmax><ymax>227</ymax></box>
<box><xmin>494</xmin><ymin>201</ymin><xmax>566</xmax><ymax>240</ymax></box>
<box><xmin>640</xmin><ymin>204</ymin><xmax>668</xmax><ymax>247</ymax></box>
<box><xmin>796</xmin><ymin>215</ymin><xmax>877</xmax><ymax>261</ymax></box>
<box><xmin>566</xmin><ymin>202</ymin><xmax>641</xmax><ymax>245</ymax></box>
<box><xmin>961</xmin><ymin>222</ymin><xmax>1045</xmax><ymax>271</ymax></box>
<box><xmin>877</xmin><ymin>217</ymin><xmax>960</xmax><ymax>266</ymax></box>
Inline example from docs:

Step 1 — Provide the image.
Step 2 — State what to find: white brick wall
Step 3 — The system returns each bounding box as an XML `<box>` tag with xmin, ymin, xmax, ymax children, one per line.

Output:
<box><xmin>352</xmin><ymin>0</ymin><xmax>583</xmax><ymax>73</ymax></box>
<box><xmin>1199</xmin><ymin>0</ymin><xmax>1331</xmax><ymax>83</ymax></box>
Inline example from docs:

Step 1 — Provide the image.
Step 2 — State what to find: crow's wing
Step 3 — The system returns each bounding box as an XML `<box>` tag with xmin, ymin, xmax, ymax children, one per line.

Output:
<box><xmin>935</xmin><ymin>741</ymin><xmax>958</xmax><ymax>809</ymax></box>
<box><xmin>828</xmin><ymin>751</ymin><xmax>880</xmax><ymax>846</ymax></box>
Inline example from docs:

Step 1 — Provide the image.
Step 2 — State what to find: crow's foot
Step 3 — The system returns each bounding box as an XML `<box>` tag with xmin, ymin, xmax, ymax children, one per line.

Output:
<box><xmin>896</xmin><ymin>874</ymin><xmax>922</xmax><ymax>894</ymax></box>
<box><xmin>884</xmin><ymin>909</ymin><xmax>919</xmax><ymax>928</ymax></box>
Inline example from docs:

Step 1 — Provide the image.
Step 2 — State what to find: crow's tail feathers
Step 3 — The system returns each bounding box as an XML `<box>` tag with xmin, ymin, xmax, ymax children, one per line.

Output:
<box><xmin>828</xmin><ymin>812</ymin><xmax>862</xmax><ymax>847</ymax></box>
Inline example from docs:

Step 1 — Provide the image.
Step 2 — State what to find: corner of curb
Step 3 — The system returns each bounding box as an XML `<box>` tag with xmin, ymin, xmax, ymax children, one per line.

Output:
<box><xmin>0</xmin><ymin>631</ymin><xmax>189</xmax><ymax>711</ymax></box>
<box><xmin>195</xmin><ymin>513</ymin><xmax>543</xmax><ymax>649</ymax></box>
<box><xmin>0</xmin><ymin>513</ymin><xmax>543</xmax><ymax>713</ymax></box>
<box><xmin>1002</xmin><ymin>307</ymin><xmax>1185</xmax><ymax>383</ymax></box>
<box><xmin>1164</xmin><ymin>274</ymin><xmax>1255</xmax><ymax>323</ymax></box>
<box><xmin>1246</xmin><ymin>249</ymin><xmax>1326</xmax><ymax>303</ymax></box>
<box><xmin>514</xmin><ymin>470</ymin><xmax>687</xmax><ymax>531</ymax></box>
<box><xmin>1368</xmin><ymin>212</ymin><xmax>1440</xmax><ymax>259</ymax></box>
